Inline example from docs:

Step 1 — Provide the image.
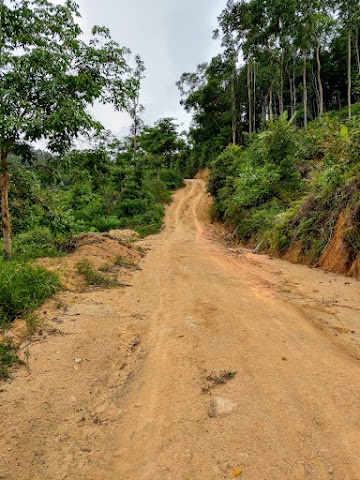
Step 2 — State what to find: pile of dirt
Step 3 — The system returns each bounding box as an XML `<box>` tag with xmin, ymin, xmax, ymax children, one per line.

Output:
<box><xmin>37</xmin><ymin>229</ymin><xmax>143</xmax><ymax>291</ymax></box>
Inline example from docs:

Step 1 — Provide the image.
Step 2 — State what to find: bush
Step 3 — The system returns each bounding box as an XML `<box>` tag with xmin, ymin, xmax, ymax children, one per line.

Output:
<box><xmin>0</xmin><ymin>261</ymin><xmax>60</xmax><ymax>326</ymax></box>
<box><xmin>159</xmin><ymin>169</ymin><xmax>184</xmax><ymax>190</ymax></box>
<box><xmin>209</xmin><ymin>117</ymin><xmax>303</xmax><ymax>246</ymax></box>
<box><xmin>92</xmin><ymin>216</ymin><xmax>122</xmax><ymax>232</ymax></box>
<box><xmin>11</xmin><ymin>227</ymin><xmax>61</xmax><ymax>260</ymax></box>
<box><xmin>142</xmin><ymin>178</ymin><xmax>172</xmax><ymax>204</ymax></box>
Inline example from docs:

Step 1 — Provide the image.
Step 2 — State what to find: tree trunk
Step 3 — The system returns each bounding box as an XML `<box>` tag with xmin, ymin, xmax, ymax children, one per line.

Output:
<box><xmin>316</xmin><ymin>41</ymin><xmax>324</xmax><ymax>116</ymax></box>
<box><xmin>289</xmin><ymin>70</ymin><xmax>294</xmax><ymax>117</ymax></box>
<box><xmin>279</xmin><ymin>53</ymin><xmax>284</xmax><ymax>115</ymax></box>
<box><xmin>312</xmin><ymin>70</ymin><xmax>320</xmax><ymax>117</ymax></box>
<box><xmin>293</xmin><ymin>57</ymin><xmax>297</xmax><ymax>115</ymax></box>
<box><xmin>262</xmin><ymin>93</ymin><xmax>267</xmax><ymax>123</ymax></box>
<box><xmin>0</xmin><ymin>151</ymin><xmax>11</xmax><ymax>258</ymax></box>
<box><xmin>348</xmin><ymin>29</ymin><xmax>352</xmax><ymax>121</ymax></box>
<box><xmin>247</xmin><ymin>59</ymin><xmax>253</xmax><ymax>137</ymax></box>
<box><xmin>253</xmin><ymin>60</ymin><xmax>256</xmax><ymax>133</ymax></box>
<box><xmin>231</xmin><ymin>72</ymin><xmax>236</xmax><ymax>145</ymax></box>
<box><xmin>133</xmin><ymin>130</ymin><xmax>137</xmax><ymax>161</ymax></box>
<box><xmin>269</xmin><ymin>84</ymin><xmax>273</xmax><ymax>122</ymax></box>
<box><xmin>133</xmin><ymin>104</ymin><xmax>138</xmax><ymax>162</ymax></box>
<box><xmin>355</xmin><ymin>28</ymin><xmax>360</xmax><ymax>74</ymax></box>
<box><xmin>303</xmin><ymin>53</ymin><xmax>308</xmax><ymax>130</ymax></box>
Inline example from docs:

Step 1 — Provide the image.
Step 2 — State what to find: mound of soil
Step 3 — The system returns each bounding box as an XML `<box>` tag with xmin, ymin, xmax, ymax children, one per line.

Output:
<box><xmin>37</xmin><ymin>230</ymin><xmax>143</xmax><ymax>291</ymax></box>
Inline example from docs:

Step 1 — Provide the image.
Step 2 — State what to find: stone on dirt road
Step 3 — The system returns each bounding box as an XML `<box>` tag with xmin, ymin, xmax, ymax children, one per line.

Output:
<box><xmin>209</xmin><ymin>397</ymin><xmax>237</xmax><ymax>418</ymax></box>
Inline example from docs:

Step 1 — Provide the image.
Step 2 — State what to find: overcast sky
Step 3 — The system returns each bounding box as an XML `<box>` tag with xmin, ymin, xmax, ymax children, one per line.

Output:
<box><xmin>75</xmin><ymin>0</ymin><xmax>227</xmax><ymax>138</ymax></box>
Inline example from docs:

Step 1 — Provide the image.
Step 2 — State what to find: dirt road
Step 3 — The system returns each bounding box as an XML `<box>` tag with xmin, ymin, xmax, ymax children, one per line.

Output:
<box><xmin>1</xmin><ymin>179</ymin><xmax>360</xmax><ymax>480</ymax></box>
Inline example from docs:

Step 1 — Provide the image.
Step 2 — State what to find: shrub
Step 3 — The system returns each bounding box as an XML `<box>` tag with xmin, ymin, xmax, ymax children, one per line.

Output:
<box><xmin>0</xmin><ymin>261</ymin><xmax>60</xmax><ymax>326</ymax></box>
<box><xmin>142</xmin><ymin>178</ymin><xmax>172</xmax><ymax>204</ymax></box>
<box><xmin>92</xmin><ymin>215</ymin><xmax>122</xmax><ymax>232</ymax></box>
<box><xmin>159</xmin><ymin>169</ymin><xmax>184</xmax><ymax>190</ymax></box>
<box><xmin>11</xmin><ymin>227</ymin><xmax>61</xmax><ymax>260</ymax></box>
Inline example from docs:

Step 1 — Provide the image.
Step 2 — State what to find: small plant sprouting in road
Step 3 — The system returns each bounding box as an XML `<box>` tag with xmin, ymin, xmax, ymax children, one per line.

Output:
<box><xmin>99</xmin><ymin>263</ymin><xmax>112</xmax><ymax>273</ymax></box>
<box><xmin>0</xmin><ymin>342</ymin><xmax>24</xmax><ymax>380</ymax></box>
<box><xmin>55</xmin><ymin>301</ymin><xmax>68</xmax><ymax>312</ymax></box>
<box><xmin>202</xmin><ymin>370</ymin><xmax>237</xmax><ymax>393</ymax></box>
<box><xmin>76</xmin><ymin>259</ymin><xmax>119</xmax><ymax>288</ymax></box>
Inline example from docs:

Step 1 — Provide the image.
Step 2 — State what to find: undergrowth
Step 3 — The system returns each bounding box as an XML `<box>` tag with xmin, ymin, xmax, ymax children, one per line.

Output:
<box><xmin>0</xmin><ymin>260</ymin><xmax>61</xmax><ymax>327</ymax></box>
<box><xmin>76</xmin><ymin>259</ymin><xmax>119</xmax><ymax>288</ymax></box>
<box><xmin>114</xmin><ymin>255</ymin><xmax>138</xmax><ymax>269</ymax></box>
<box><xmin>209</xmin><ymin>108</ymin><xmax>360</xmax><ymax>266</ymax></box>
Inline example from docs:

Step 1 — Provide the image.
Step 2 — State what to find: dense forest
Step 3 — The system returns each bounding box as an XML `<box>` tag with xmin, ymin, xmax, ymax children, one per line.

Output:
<box><xmin>0</xmin><ymin>0</ymin><xmax>359</xmax><ymax>375</ymax></box>
<box><xmin>178</xmin><ymin>0</ymin><xmax>360</xmax><ymax>274</ymax></box>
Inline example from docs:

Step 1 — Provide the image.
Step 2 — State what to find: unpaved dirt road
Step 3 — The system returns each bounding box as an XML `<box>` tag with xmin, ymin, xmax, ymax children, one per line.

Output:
<box><xmin>1</xmin><ymin>179</ymin><xmax>360</xmax><ymax>480</ymax></box>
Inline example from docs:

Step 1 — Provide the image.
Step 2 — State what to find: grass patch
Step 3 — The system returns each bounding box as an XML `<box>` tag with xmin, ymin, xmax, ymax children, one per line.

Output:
<box><xmin>0</xmin><ymin>342</ymin><xmax>24</xmax><ymax>380</ymax></box>
<box><xmin>99</xmin><ymin>263</ymin><xmax>112</xmax><ymax>273</ymax></box>
<box><xmin>11</xmin><ymin>227</ymin><xmax>63</xmax><ymax>260</ymax></box>
<box><xmin>114</xmin><ymin>255</ymin><xmax>138</xmax><ymax>269</ymax></box>
<box><xmin>76</xmin><ymin>259</ymin><xmax>119</xmax><ymax>288</ymax></box>
<box><xmin>0</xmin><ymin>260</ymin><xmax>61</xmax><ymax>327</ymax></box>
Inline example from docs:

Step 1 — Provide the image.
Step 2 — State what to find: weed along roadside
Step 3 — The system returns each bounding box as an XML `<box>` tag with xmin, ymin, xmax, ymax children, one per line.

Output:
<box><xmin>0</xmin><ymin>230</ymin><xmax>144</xmax><ymax>380</ymax></box>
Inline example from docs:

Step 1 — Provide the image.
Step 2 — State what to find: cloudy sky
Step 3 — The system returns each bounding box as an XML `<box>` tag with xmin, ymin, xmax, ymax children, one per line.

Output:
<box><xmin>75</xmin><ymin>0</ymin><xmax>227</xmax><ymax>137</ymax></box>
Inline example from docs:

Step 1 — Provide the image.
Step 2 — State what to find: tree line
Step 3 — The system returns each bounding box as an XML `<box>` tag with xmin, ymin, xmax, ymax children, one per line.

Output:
<box><xmin>178</xmin><ymin>0</ymin><xmax>360</xmax><ymax>167</ymax></box>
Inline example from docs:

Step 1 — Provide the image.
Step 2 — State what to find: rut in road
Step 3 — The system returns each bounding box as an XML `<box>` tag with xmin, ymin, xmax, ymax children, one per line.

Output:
<box><xmin>1</xmin><ymin>179</ymin><xmax>360</xmax><ymax>480</ymax></box>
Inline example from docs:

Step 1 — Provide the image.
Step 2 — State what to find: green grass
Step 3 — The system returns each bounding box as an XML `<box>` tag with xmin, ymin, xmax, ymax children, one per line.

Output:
<box><xmin>0</xmin><ymin>260</ymin><xmax>61</xmax><ymax>327</ymax></box>
<box><xmin>0</xmin><ymin>342</ymin><xmax>24</xmax><ymax>380</ymax></box>
<box><xmin>114</xmin><ymin>255</ymin><xmax>138</xmax><ymax>269</ymax></box>
<box><xmin>76</xmin><ymin>259</ymin><xmax>119</xmax><ymax>288</ymax></box>
<box><xmin>5</xmin><ymin>227</ymin><xmax>63</xmax><ymax>260</ymax></box>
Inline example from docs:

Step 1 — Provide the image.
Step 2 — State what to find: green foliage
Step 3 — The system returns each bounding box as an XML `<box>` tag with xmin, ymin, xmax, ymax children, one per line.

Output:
<box><xmin>1</xmin><ymin>0</ymin><xmax>135</xmax><ymax>158</ymax></box>
<box><xmin>10</xmin><ymin>227</ymin><xmax>62</xmax><ymax>260</ymax></box>
<box><xmin>4</xmin><ymin>136</ymin><xmax>186</xmax><ymax>256</ymax></box>
<box><xmin>76</xmin><ymin>259</ymin><xmax>119</xmax><ymax>288</ymax></box>
<box><xmin>159</xmin><ymin>169</ymin><xmax>185</xmax><ymax>190</ymax></box>
<box><xmin>142</xmin><ymin>178</ymin><xmax>172</xmax><ymax>204</ymax></box>
<box><xmin>210</xmin><ymin>117</ymin><xmax>303</xmax><ymax>242</ymax></box>
<box><xmin>0</xmin><ymin>343</ymin><xmax>23</xmax><ymax>380</ymax></box>
<box><xmin>270</xmin><ymin>115</ymin><xmax>360</xmax><ymax>262</ymax></box>
<box><xmin>208</xmin><ymin>111</ymin><xmax>360</xmax><ymax>266</ymax></box>
<box><xmin>0</xmin><ymin>261</ymin><xmax>60</xmax><ymax>326</ymax></box>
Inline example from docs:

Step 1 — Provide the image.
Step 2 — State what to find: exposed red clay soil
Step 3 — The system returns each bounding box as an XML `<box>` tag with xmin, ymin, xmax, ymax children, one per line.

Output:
<box><xmin>0</xmin><ymin>180</ymin><xmax>360</xmax><ymax>480</ymax></box>
<box><xmin>317</xmin><ymin>210</ymin><xmax>360</xmax><ymax>277</ymax></box>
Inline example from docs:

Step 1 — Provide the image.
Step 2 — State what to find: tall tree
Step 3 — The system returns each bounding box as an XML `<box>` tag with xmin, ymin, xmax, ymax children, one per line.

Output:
<box><xmin>338</xmin><ymin>0</ymin><xmax>360</xmax><ymax>119</ymax></box>
<box><xmin>138</xmin><ymin>118</ymin><xmax>185</xmax><ymax>172</ymax></box>
<box><xmin>126</xmin><ymin>55</ymin><xmax>145</xmax><ymax>162</ymax></box>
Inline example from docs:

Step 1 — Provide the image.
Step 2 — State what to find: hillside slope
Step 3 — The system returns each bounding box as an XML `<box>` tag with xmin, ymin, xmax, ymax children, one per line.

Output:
<box><xmin>208</xmin><ymin>112</ymin><xmax>360</xmax><ymax>277</ymax></box>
